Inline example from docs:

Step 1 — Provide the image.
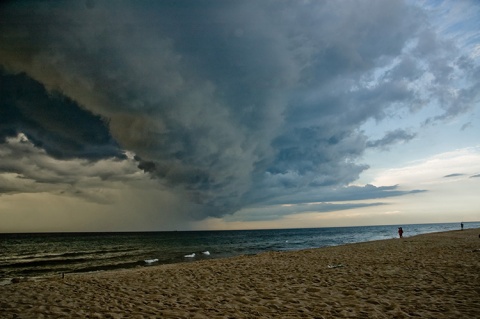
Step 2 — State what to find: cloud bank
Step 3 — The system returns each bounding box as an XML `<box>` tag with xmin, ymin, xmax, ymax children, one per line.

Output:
<box><xmin>1</xmin><ymin>0</ymin><xmax>479</xmax><ymax>227</ymax></box>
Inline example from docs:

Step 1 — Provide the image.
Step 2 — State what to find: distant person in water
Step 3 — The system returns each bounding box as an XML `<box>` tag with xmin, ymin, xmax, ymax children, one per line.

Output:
<box><xmin>398</xmin><ymin>227</ymin><xmax>404</xmax><ymax>238</ymax></box>
<box><xmin>461</xmin><ymin>222</ymin><xmax>464</xmax><ymax>230</ymax></box>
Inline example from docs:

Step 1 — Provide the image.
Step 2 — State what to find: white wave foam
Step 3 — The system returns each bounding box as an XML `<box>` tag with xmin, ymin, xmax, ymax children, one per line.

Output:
<box><xmin>184</xmin><ymin>253</ymin><xmax>195</xmax><ymax>258</ymax></box>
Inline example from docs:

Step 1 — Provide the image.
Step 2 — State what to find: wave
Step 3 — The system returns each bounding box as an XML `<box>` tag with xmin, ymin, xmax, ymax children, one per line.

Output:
<box><xmin>0</xmin><ymin>247</ymin><xmax>139</xmax><ymax>263</ymax></box>
<box><xmin>1</xmin><ymin>258</ymin><xmax>90</xmax><ymax>269</ymax></box>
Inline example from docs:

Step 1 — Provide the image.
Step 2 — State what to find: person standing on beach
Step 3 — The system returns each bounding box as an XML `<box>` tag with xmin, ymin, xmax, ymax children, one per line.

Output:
<box><xmin>461</xmin><ymin>222</ymin><xmax>464</xmax><ymax>230</ymax></box>
<box><xmin>398</xmin><ymin>227</ymin><xmax>404</xmax><ymax>238</ymax></box>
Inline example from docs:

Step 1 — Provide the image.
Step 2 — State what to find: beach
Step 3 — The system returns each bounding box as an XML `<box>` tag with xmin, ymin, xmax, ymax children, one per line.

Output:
<box><xmin>1</xmin><ymin>228</ymin><xmax>479</xmax><ymax>318</ymax></box>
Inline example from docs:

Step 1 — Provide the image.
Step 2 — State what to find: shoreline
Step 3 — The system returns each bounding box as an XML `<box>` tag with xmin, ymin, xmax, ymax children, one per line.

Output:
<box><xmin>2</xmin><ymin>224</ymin><xmax>475</xmax><ymax>284</ymax></box>
<box><xmin>1</xmin><ymin>228</ymin><xmax>479</xmax><ymax>318</ymax></box>
<box><xmin>0</xmin><ymin>228</ymin><xmax>475</xmax><ymax>284</ymax></box>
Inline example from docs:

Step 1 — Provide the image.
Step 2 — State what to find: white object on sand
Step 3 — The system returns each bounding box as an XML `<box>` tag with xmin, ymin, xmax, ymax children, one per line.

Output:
<box><xmin>327</xmin><ymin>264</ymin><xmax>344</xmax><ymax>269</ymax></box>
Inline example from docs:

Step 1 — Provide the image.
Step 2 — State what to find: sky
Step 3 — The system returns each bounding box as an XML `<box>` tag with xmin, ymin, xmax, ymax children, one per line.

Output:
<box><xmin>0</xmin><ymin>0</ymin><xmax>479</xmax><ymax>232</ymax></box>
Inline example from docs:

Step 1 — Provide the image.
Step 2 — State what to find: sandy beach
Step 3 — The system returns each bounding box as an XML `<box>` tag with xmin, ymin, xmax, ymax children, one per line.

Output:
<box><xmin>1</xmin><ymin>228</ymin><xmax>479</xmax><ymax>318</ymax></box>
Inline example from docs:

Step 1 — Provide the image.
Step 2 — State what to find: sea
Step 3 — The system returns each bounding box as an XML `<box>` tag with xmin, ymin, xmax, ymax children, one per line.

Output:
<box><xmin>1</xmin><ymin>222</ymin><xmax>479</xmax><ymax>284</ymax></box>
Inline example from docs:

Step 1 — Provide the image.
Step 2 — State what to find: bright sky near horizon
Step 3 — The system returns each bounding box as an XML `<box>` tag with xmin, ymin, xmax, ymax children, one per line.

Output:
<box><xmin>0</xmin><ymin>0</ymin><xmax>479</xmax><ymax>232</ymax></box>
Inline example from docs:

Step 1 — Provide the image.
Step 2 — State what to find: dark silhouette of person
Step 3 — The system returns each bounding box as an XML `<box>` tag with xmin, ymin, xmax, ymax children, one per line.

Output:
<box><xmin>461</xmin><ymin>222</ymin><xmax>464</xmax><ymax>230</ymax></box>
<box><xmin>398</xmin><ymin>227</ymin><xmax>404</xmax><ymax>238</ymax></box>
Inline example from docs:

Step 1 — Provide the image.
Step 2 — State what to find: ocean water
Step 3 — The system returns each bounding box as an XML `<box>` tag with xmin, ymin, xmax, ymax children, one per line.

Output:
<box><xmin>1</xmin><ymin>222</ymin><xmax>478</xmax><ymax>282</ymax></box>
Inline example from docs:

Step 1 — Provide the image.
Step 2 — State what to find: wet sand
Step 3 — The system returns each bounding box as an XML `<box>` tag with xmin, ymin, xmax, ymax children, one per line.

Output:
<box><xmin>1</xmin><ymin>228</ymin><xmax>479</xmax><ymax>318</ymax></box>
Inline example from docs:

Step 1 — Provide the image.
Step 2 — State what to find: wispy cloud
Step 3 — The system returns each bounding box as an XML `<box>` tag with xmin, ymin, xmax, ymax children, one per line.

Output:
<box><xmin>226</xmin><ymin>202</ymin><xmax>387</xmax><ymax>222</ymax></box>
<box><xmin>0</xmin><ymin>134</ymin><xmax>145</xmax><ymax>203</ymax></box>
<box><xmin>444</xmin><ymin>173</ymin><xmax>464</xmax><ymax>178</ymax></box>
<box><xmin>367</xmin><ymin>129</ymin><xmax>417</xmax><ymax>150</ymax></box>
<box><xmin>372</xmin><ymin>147</ymin><xmax>480</xmax><ymax>187</ymax></box>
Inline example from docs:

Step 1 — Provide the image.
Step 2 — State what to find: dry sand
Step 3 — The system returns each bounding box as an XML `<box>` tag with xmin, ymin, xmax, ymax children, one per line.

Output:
<box><xmin>1</xmin><ymin>228</ymin><xmax>479</xmax><ymax>318</ymax></box>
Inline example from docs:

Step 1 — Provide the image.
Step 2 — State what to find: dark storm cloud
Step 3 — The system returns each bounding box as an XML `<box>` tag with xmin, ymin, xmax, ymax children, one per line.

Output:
<box><xmin>0</xmin><ymin>1</ymin><xmax>476</xmax><ymax>218</ymax></box>
<box><xmin>0</xmin><ymin>69</ymin><xmax>124</xmax><ymax>160</ymax></box>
